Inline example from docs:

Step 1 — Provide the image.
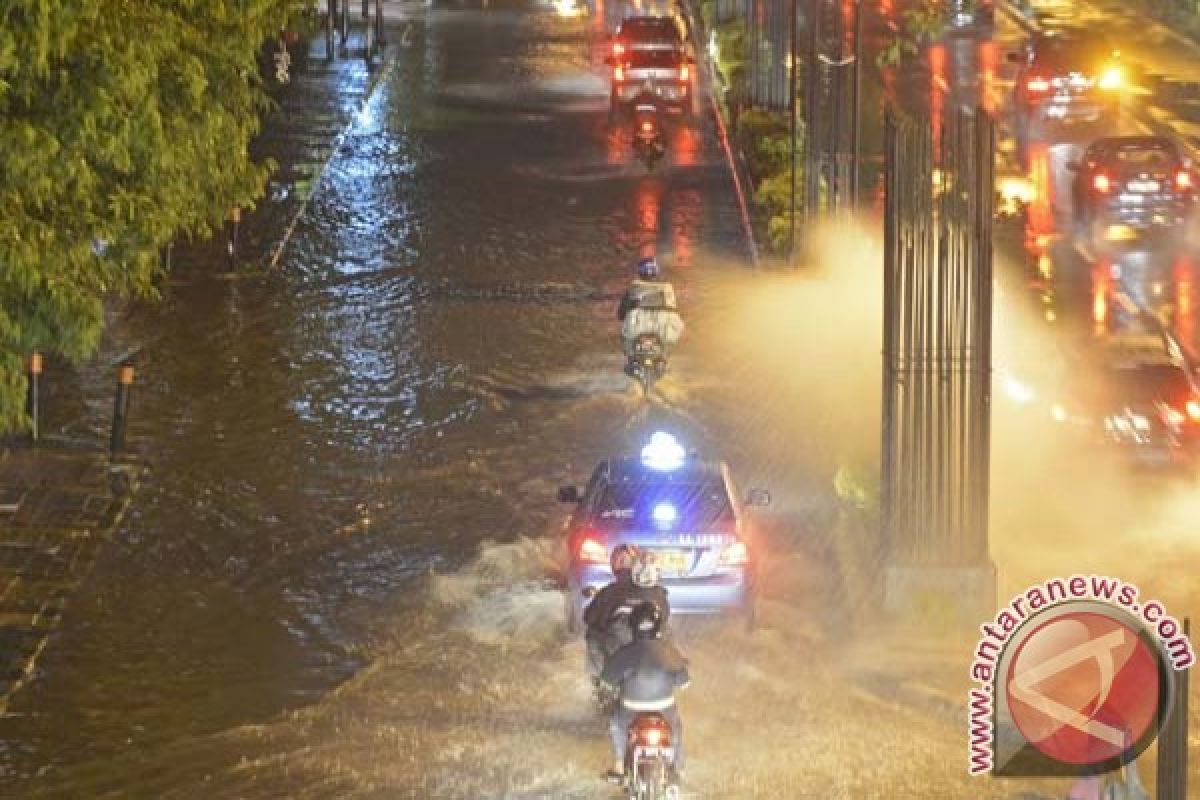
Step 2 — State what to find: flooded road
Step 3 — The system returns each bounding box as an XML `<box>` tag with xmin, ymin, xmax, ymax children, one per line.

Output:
<box><xmin>3</xmin><ymin>0</ymin><xmax>1198</xmax><ymax>797</ymax></box>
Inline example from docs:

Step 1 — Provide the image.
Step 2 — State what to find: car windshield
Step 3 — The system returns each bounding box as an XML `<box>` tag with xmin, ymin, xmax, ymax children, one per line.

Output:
<box><xmin>626</xmin><ymin>50</ymin><xmax>684</xmax><ymax>69</ymax></box>
<box><xmin>1111</xmin><ymin>145</ymin><xmax>1176</xmax><ymax>167</ymax></box>
<box><xmin>595</xmin><ymin>481</ymin><xmax>734</xmax><ymax>528</ymax></box>
<box><xmin>619</xmin><ymin>19</ymin><xmax>680</xmax><ymax>42</ymax></box>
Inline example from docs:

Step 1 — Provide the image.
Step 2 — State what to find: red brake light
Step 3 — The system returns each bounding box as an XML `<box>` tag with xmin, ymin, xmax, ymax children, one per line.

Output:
<box><xmin>641</xmin><ymin>120</ymin><xmax>654</xmax><ymax>132</ymax></box>
<box><xmin>578</xmin><ymin>537</ymin><xmax>608</xmax><ymax>564</ymax></box>
<box><xmin>679</xmin><ymin>65</ymin><xmax>689</xmax><ymax>82</ymax></box>
<box><xmin>642</xmin><ymin>728</ymin><xmax>663</xmax><ymax>746</ymax></box>
<box><xmin>1177</xmin><ymin>170</ymin><xmax>1192</xmax><ymax>190</ymax></box>
<box><xmin>614</xmin><ymin>65</ymin><xmax>625</xmax><ymax>82</ymax></box>
<box><xmin>1092</xmin><ymin>173</ymin><xmax>1111</xmax><ymax>193</ymax></box>
<box><xmin>613</xmin><ymin>42</ymin><xmax>625</xmax><ymax>57</ymax></box>
<box><xmin>1026</xmin><ymin>76</ymin><xmax>1050</xmax><ymax>93</ymax></box>
<box><xmin>1187</xmin><ymin>400</ymin><xmax>1200</xmax><ymax>420</ymax></box>
<box><xmin>719</xmin><ymin>540</ymin><xmax>749</xmax><ymax>566</ymax></box>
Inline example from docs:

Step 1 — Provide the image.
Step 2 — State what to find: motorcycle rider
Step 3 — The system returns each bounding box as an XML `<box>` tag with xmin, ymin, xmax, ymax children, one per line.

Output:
<box><xmin>599</xmin><ymin>600</ymin><xmax>689</xmax><ymax>785</ymax></box>
<box><xmin>584</xmin><ymin>547</ymin><xmax>670</xmax><ymax>679</ymax></box>
<box><xmin>616</xmin><ymin>257</ymin><xmax>685</xmax><ymax>366</ymax></box>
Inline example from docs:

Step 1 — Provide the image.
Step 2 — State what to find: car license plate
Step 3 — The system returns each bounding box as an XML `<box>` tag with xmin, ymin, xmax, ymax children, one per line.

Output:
<box><xmin>654</xmin><ymin>549</ymin><xmax>691</xmax><ymax>575</ymax></box>
<box><xmin>1128</xmin><ymin>180</ymin><xmax>1160</xmax><ymax>192</ymax></box>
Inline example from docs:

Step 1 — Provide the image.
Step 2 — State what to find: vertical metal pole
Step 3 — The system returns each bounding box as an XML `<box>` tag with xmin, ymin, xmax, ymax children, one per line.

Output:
<box><xmin>881</xmin><ymin>109</ymin><xmax>897</xmax><ymax>557</ymax></box>
<box><xmin>109</xmin><ymin>364</ymin><xmax>134</xmax><ymax>458</ymax></box>
<box><xmin>829</xmin><ymin>1</ymin><xmax>844</xmax><ymax>212</ymax></box>
<box><xmin>226</xmin><ymin>207</ymin><xmax>241</xmax><ymax>269</ymax></box>
<box><xmin>376</xmin><ymin>0</ymin><xmax>385</xmax><ymax>46</ymax></box>
<box><xmin>804</xmin><ymin>0</ymin><xmax>821</xmax><ymax>218</ymax></box>
<box><xmin>789</xmin><ymin>0</ymin><xmax>798</xmax><ymax>260</ymax></box>
<box><xmin>850</xmin><ymin>0</ymin><xmax>863</xmax><ymax>206</ymax></box>
<box><xmin>27</xmin><ymin>352</ymin><xmax>42</xmax><ymax>444</ymax></box>
<box><xmin>974</xmin><ymin>108</ymin><xmax>994</xmax><ymax>565</ymax></box>
<box><xmin>1157</xmin><ymin>617</ymin><xmax>1190</xmax><ymax>798</ymax></box>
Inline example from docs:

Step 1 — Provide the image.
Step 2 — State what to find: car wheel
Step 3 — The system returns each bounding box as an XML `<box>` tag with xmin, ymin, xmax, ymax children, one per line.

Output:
<box><xmin>743</xmin><ymin>597</ymin><xmax>758</xmax><ymax>632</ymax></box>
<box><xmin>565</xmin><ymin>591</ymin><xmax>579</xmax><ymax>635</ymax></box>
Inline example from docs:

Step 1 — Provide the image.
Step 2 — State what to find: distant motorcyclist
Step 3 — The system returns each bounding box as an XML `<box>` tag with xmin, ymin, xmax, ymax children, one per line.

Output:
<box><xmin>616</xmin><ymin>258</ymin><xmax>684</xmax><ymax>363</ymax></box>
<box><xmin>584</xmin><ymin>547</ymin><xmax>670</xmax><ymax>678</ymax></box>
<box><xmin>599</xmin><ymin>601</ymin><xmax>689</xmax><ymax>784</ymax></box>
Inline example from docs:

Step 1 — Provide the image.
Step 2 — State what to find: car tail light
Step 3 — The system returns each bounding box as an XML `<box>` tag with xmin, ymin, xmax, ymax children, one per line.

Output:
<box><xmin>578</xmin><ymin>537</ymin><xmax>608</xmax><ymax>564</ymax></box>
<box><xmin>640</xmin><ymin>727</ymin><xmax>664</xmax><ymax>746</ymax></box>
<box><xmin>1092</xmin><ymin>173</ymin><xmax>1111</xmax><ymax>193</ymax></box>
<box><xmin>1026</xmin><ymin>76</ymin><xmax>1050</xmax><ymax>93</ymax></box>
<box><xmin>614</xmin><ymin>65</ymin><xmax>624</xmax><ymax>82</ymax></box>
<box><xmin>1177</xmin><ymin>170</ymin><xmax>1193</xmax><ymax>190</ymax></box>
<box><xmin>613</xmin><ymin>42</ymin><xmax>625</xmax><ymax>57</ymax></box>
<box><xmin>719</xmin><ymin>540</ymin><xmax>749</xmax><ymax>566</ymax></box>
<box><xmin>1187</xmin><ymin>400</ymin><xmax>1200</xmax><ymax>420</ymax></box>
<box><xmin>679</xmin><ymin>64</ymin><xmax>689</xmax><ymax>82</ymax></box>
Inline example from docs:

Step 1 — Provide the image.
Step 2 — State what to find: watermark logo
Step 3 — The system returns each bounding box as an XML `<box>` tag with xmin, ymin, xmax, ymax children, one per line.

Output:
<box><xmin>967</xmin><ymin>576</ymin><xmax>1193</xmax><ymax>777</ymax></box>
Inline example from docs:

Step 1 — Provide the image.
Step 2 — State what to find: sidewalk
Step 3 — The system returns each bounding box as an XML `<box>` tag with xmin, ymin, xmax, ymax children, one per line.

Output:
<box><xmin>0</xmin><ymin>19</ymin><xmax>418</xmax><ymax>713</ymax></box>
<box><xmin>0</xmin><ymin>447</ymin><xmax>143</xmax><ymax>713</ymax></box>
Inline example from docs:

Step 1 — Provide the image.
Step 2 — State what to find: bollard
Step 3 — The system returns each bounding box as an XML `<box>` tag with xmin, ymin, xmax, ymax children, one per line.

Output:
<box><xmin>27</xmin><ymin>352</ymin><xmax>42</xmax><ymax>443</ymax></box>
<box><xmin>326</xmin><ymin>0</ymin><xmax>336</xmax><ymax>60</ymax></box>
<box><xmin>109</xmin><ymin>364</ymin><xmax>134</xmax><ymax>458</ymax></box>
<box><xmin>226</xmin><ymin>207</ymin><xmax>241</xmax><ymax>268</ymax></box>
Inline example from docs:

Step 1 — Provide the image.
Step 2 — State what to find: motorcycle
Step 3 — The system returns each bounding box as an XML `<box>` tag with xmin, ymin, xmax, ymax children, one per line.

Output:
<box><xmin>622</xmin><ymin>712</ymin><xmax>680</xmax><ymax>800</ymax></box>
<box><xmin>632</xmin><ymin>96</ymin><xmax>666</xmax><ymax>170</ymax></box>
<box><xmin>627</xmin><ymin>332</ymin><xmax>668</xmax><ymax>393</ymax></box>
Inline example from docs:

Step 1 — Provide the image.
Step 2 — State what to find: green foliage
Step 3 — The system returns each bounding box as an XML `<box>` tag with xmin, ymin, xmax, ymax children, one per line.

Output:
<box><xmin>877</xmin><ymin>0</ymin><xmax>951</xmax><ymax>67</ymax></box>
<box><xmin>734</xmin><ymin>109</ymin><xmax>809</xmax><ymax>253</ymax></box>
<box><xmin>0</xmin><ymin>0</ymin><xmax>304</xmax><ymax>432</ymax></box>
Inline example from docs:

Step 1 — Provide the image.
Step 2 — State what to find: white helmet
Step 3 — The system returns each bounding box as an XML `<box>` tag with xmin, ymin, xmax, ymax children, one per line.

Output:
<box><xmin>632</xmin><ymin>552</ymin><xmax>661</xmax><ymax>588</ymax></box>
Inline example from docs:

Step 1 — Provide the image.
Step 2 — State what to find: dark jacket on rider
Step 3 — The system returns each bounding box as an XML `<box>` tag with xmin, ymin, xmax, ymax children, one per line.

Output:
<box><xmin>600</xmin><ymin>637</ymin><xmax>690</xmax><ymax>710</ymax></box>
<box><xmin>584</xmin><ymin>572</ymin><xmax>670</xmax><ymax>643</ymax></box>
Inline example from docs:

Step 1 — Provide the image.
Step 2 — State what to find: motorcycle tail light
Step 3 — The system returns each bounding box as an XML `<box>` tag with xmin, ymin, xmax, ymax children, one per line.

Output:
<box><xmin>1177</xmin><ymin>170</ymin><xmax>1192</xmax><ymax>190</ymax></box>
<box><xmin>641</xmin><ymin>728</ymin><xmax>664</xmax><ymax>746</ymax></box>
<box><xmin>719</xmin><ymin>540</ymin><xmax>749</xmax><ymax>566</ymax></box>
<box><xmin>613</xmin><ymin>42</ymin><xmax>625</xmax><ymax>57</ymax></box>
<box><xmin>641</xmin><ymin>120</ymin><xmax>654</xmax><ymax>132</ymax></box>
<box><xmin>680</xmin><ymin>65</ymin><xmax>689</xmax><ymax>82</ymax></box>
<box><xmin>1187</xmin><ymin>399</ymin><xmax>1200</xmax><ymax>420</ymax></box>
<box><xmin>1026</xmin><ymin>76</ymin><xmax>1050</xmax><ymax>93</ymax></box>
<box><xmin>614</xmin><ymin>65</ymin><xmax>625</xmax><ymax>82</ymax></box>
<box><xmin>1092</xmin><ymin>173</ymin><xmax>1111</xmax><ymax>193</ymax></box>
<box><xmin>579</xmin><ymin>536</ymin><xmax>608</xmax><ymax>564</ymax></box>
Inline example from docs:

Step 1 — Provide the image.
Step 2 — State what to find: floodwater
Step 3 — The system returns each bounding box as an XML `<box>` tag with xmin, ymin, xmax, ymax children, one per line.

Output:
<box><xmin>1</xmin><ymin>0</ymin><xmax>1197</xmax><ymax>797</ymax></box>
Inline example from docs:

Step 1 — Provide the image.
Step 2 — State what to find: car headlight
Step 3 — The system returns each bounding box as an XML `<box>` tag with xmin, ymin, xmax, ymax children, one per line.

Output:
<box><xmin>1098</xmin><ymin>65</ymin><xmax>1124</xmax><ymax>90</ymax></box>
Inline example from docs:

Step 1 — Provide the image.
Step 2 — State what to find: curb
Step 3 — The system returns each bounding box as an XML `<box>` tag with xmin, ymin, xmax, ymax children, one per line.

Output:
<box><xmin>679</xmin><ymin>1</ymin><xmax>762</xmax><ymax>267</ymax></box>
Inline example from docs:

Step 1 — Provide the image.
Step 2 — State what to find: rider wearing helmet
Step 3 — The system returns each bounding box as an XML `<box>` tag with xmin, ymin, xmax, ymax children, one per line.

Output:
<box><xmin>616</xmin><ymin>257</ymin><xmax>685</xmax><ymax>362</ymax></box>
<box><xmin>599</xmin><ymin>601</ymin><xmax>690</xmax><ymax>784</ymax></box>
<box><xmin>584</xmin><ymin>548</ymin><xmax>670</xmax><ymax>678</ymax></box>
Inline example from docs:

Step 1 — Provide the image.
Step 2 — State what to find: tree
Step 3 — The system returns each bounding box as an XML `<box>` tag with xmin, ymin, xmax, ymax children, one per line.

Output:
<box><xmin>0</xmin><ymin>0</ymin><xmax>302</xmax><ymax>432</ymax></box>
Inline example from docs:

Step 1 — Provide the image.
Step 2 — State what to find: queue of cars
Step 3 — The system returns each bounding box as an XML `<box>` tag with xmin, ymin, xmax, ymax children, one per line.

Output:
<box><xmin>1003</xmin><ymin>21</ymin><xmax>1200</xmax><ymax>471</ymax></box>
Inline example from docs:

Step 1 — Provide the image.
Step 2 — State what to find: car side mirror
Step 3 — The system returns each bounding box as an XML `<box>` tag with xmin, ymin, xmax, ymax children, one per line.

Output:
<box><xmin>745</xmin><ymin>488</ymin><xmax>771</xmax><ymax>507</ymax></box>
<box><xmin>1066</xmin><ymin>161</ymin><xmax>1081</xmax><ymax>172</ymax></box>
<box><xmin>558</xmin><ymin>486</ymin><xmax>581</xmax><ymax>504</ymax></box>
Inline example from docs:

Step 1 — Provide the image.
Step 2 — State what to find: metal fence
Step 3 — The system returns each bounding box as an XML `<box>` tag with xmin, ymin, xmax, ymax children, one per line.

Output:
<box><xmin>747</xmin><ymin>0</ymin><xmax>792</xmax><ymax>109</ymax></box>
<box><xmin>715</xmin><ymin>0</ymin><xmax>744</xmax><ymax>24</ymax></box>
<box><xmin>881</xmin><ymin>107</ymin><xmax>995</xmax><ymax>568</ymax></box>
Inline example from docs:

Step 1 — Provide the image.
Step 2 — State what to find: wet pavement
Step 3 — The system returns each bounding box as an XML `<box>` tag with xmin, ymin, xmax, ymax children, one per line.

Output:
<box><xmin>2</xmin><ymin>0</ymin><xmax>1199</xmax><ymax>796</ymax></box>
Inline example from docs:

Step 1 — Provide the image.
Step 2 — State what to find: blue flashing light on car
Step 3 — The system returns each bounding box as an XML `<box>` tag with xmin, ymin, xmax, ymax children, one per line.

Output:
<box><xmin>640</xmin><ymin>432</ymin><xmax>686</xmax><ymax>471</ymax></box>
<box><xmin>651</xmin><ymin>502</ymin><xmax>678</xmax><ymax>526</ymax></box>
